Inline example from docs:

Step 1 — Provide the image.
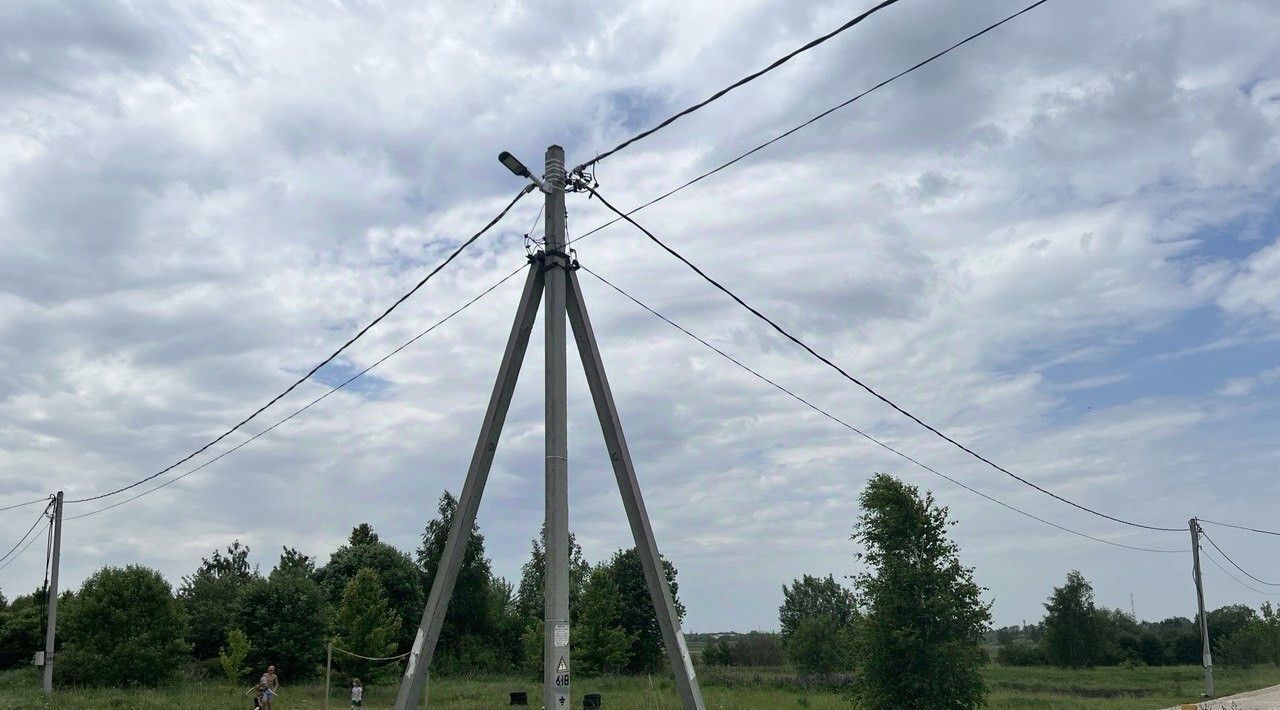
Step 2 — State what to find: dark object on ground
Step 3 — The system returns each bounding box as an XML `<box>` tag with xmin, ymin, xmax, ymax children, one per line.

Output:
<box><xmin>509</xmin><ymin>690</ymin><xmax>528</xmax><ymax>705</ymax></box>
<box><xmin>584</xmin><ymin>693</ymin><xmax>602</xmax><ymax>708</ymax></box>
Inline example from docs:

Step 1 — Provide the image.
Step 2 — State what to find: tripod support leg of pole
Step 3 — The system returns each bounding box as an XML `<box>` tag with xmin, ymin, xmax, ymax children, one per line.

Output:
<box><xmin>393</xmin><ymin>264</ymin><xmax>545</xmax><ymax>710</ymax></box>
<box><xmin>566</xmin><ymin>270</ymin><xmax>706</xmax><ymax>710</ymax></box>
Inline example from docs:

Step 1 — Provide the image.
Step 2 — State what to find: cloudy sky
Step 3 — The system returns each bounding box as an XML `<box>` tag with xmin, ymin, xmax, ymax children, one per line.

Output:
<box><xmin>2</xmin><ymin>0</ymin><xmax>1279</xmax><ymax>634</ymax></box>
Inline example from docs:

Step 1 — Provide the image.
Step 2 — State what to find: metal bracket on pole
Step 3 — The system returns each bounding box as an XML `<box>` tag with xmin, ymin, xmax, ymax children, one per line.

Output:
<box><xmin>566</xmin><ymin>271</ymin><xmax>706</xmax><ymax>710</ymax></box>
<box><xmin>392</xmin><ymin>265</ymin><xmax>545</xmax><ymax>710</ymax></box>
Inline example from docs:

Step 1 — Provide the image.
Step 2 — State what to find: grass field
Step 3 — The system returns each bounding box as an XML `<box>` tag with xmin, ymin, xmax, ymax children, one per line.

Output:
<box><xmin>1</xmin><ymin>665</ymin><xmax>1276</xmax><ymax>709</ymax></box>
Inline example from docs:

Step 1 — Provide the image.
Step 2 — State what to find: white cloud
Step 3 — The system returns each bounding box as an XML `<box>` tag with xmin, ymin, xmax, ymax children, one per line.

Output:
<box><xmin>1</xmin><ymin>0</ymin><xmax>1279</xmax><ymax>632</ymax></box>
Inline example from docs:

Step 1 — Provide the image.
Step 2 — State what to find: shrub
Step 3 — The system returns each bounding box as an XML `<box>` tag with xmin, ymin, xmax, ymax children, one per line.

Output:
<box><xmin>1218</xmin><ymin>622</ymin><xmax>1270</xmax><ymax>668</ymax></box>
<box><xmin>59</xmin><ymin>566</ymin><xmax>190</xmax><ymax>686</ymax></box>
<box><xmin>996</xmin><ymin>640</ymin><xmax>1046</xmax><ymax>666</ymax></box>
<box><xmin>217</xmin><ymin>629</ymin><xmax>252</xmax><ymax>684</ymax></box>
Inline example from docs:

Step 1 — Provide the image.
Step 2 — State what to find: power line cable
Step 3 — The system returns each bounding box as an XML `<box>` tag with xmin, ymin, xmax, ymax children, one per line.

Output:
<box><xmin>39</xmin><ymin>516</ymin><xmax>53</xmax><ymax>637</ymax></box>
<box><xmin>569</xmin><ymin>0</ymin><xmax>1053</xmax><ymax>248</ymax></box>
<box><xmin>0</xmin><ymin>497</ymin><xmax>51</xmax><ymax>514</ymax></box>
<box><xmin>66</xmin><ymin>264</ymin><xmax>528</xmax><ymax>521</ymax></box>
<box><xmin>580</xmin><ymin>264</ymin><xmax>1186</xmax><ymax>554</ymax></box>
<box><xmin>56</xmin><ymin>186</ymin><xmax>533</xmax><ymax>507</ymax></box>
<box><xmin>582</xmin><ymin>184</ymin><xmax>1183</xmax><ymax>533</ymax></box>
<box><xmin>0</xmin><ymin>518</ymin><xmax>51</xmax><ymax>574</ymax></box>
<box><xmin>573</xmin><ymin>0</ymin><xmax>908</xmax><ymax>174</ymax></box>
<box><xmin>0</xmin><ymin>499</ymin><xmax>53</xmax><ymax>566</ymax></box>
<box><xmin>1199</xmin><ymin>529</ymin><xmax>1280</xmax><ymax>587</ymax></box>
<box><xmin>1198</xmin><ymin>518</ymin><xmax>1280</xmax><ymax>539</ymax></box>
<box><xmin>1201</xmin><ymin>547</ymin><xmax>1280</xmax><ymax>598</ymax></box>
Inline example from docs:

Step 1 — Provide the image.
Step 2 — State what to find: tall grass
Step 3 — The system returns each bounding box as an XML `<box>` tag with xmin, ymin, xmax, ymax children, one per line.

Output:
<box><xmin>0</xmin><ymin>664</ymin><xmax>1276</xmax><ymax>709</ymax></box>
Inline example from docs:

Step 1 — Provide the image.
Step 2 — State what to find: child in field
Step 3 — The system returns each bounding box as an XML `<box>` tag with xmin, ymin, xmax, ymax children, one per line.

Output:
<box><xmin>351</xmin><ymin>678</ymin><xmax>363</xmax><ymax>707</ymax></box>
<box><xmin>250</xmin><ymin>681</ymin><xmax>267</xmax><ymax>708</ymax></box>
<box><xmin>260</xmin><ymin>665</ymin><xmax>279</xmax><ymax>709</ymax></box>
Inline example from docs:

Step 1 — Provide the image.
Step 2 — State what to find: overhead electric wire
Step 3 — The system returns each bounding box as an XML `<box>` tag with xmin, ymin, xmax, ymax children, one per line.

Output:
<box><xmin>1198</xmin><ymin>518</ymin><xmax>1280</xmax><ymax>538</ymax></box>
<box><xmin>0</xmin><ymin>497</ymin><xmax>50</xmax><ymax>514</ymax></box>
<box><xmin>0</xmin><ymin>519</ymin><xmax>50</xmax><ymax>574</ymax></box>
<box><xmin>573</xmin><ymin>0</ymin><xmax>907</xmax><ymax>174</ymax></box>
<box><xmin>1199</xmin><ymin>529</ymin><xmax>1280</xmax><ymax>587</ymax></box>
<box><xmin>39</xmin><ymin>516</ymin><xmax>53</xmax><ymax>635</ymax></box>
<box><xmin>67</xmin><ymin>263</ymin><xmax>529</xmax><ymax>521</ymax></box>
<box><xmin>1201</xmin><ymin>548</ymin><xmax>1280</xmax><ymax>598</ymax></box>
<box><xmin>583</xmin><ymin>185</ymin><xmax>1182</xmax><ymax>533</ymax></box>
<box><xmin>580</xmin><ymin>264</ymin><xmax>1186</xmax><ymax>554</ymax></box>
<box><xmin>57</xmin><ymin>185</ymin><xmax>533</xmax><ymax>507</ymax></box>
<box><xmin>568</xmin><ymin>0</ymin><xmax>1054</xmax><ymax>248</ymax></box>
<box><xmin>0</xmin><ymin>500</ymin><xmax>52</xmax><ymax>567</ymax></box>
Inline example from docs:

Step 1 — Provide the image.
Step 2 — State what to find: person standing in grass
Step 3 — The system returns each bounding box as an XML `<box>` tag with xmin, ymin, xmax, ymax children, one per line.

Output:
<box><xmin>260</xmin><ymin>665</ymin><xmax>280</xmax><ymax>709</ymax></box>
<box><xmin>350</xmin><ymin>678</ymin><xmax>363</xmax><ymax>707</ymax></box>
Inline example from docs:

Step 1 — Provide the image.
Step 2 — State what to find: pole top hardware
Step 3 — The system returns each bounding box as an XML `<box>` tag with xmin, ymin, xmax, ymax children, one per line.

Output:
<box><xmin>499</xmin><ymin>151</ymin><xmax>552</xmax><ymax>194</ymax></box>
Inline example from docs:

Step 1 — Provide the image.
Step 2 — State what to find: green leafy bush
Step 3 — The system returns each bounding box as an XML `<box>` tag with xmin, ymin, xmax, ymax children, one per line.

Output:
<box><xmin>59</xmin><ymin>566</ymin><xmax>190</xmax><ymax>686</ymax></box>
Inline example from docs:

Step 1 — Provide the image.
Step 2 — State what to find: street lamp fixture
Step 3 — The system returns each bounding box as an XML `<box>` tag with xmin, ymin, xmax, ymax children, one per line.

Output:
<box><xmin>498</xmin><ymin>151</ymin><xmax>549</xmax><ymax>193</ymax></box>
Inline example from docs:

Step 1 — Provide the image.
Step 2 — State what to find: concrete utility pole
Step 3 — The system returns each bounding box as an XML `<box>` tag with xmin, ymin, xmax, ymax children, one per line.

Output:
<box><xmin>43</xmin><ymin>490</ymin><xmax>63</xmax><ymax>695</ymax></box>
<box><xmin>1190</xmin><ymin>518</ymin><xmax>1214</xmax><ymax>698</ymax></box>
<box><xmin>542</xmin><ymin>144</ymin><xmax>571</xmax><ymax>710</ymax></box>
<box><xmin>391</xmin><ymin>146</ymin><xmax>704</xmax><ymax>709</ymax></box>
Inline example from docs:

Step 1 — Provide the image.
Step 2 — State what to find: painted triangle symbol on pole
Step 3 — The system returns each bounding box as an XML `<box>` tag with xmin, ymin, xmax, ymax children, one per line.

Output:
<box><xmin>557</xmin><ymin>657</ymin><xmax>568</xmax><ymax>672</ymax></box>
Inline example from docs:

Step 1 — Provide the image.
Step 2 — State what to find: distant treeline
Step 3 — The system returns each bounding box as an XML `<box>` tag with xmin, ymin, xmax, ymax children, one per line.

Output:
<box><xmin>0</xmin><ymin>473</ymin><xmax>1019</xmax><ymax>710</ymax></box>
<box><xmin>0</xmin><ymin>492</ymin><xmax>684</xmax><ymax>686</ymax></box>
<box><xmin>989</xmin><ymin>570</ymin><xmax>1280</xmax><ymax>668</ymax></box>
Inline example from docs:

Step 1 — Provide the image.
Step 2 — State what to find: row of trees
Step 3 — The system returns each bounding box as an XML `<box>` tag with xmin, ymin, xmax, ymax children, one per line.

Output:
<box><xmin>0</xmin><ymin>473</ymin><xmax>999</xmax><ymax>708</ymax></box>
<box><xmin>0</xmin><ymin>492</ymin><xmax>684</xmax><ymax>686</ymax></box>
<box><xmin>995</xmin><ymin>570</ymin><xmax>1280</xmax><ymax>668</ymax></box>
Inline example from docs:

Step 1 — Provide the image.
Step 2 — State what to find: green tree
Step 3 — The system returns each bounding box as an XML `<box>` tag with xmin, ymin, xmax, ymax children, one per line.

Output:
<box><xmin>700</xmin><ymin>638</ymin><xmax>732</xmax><ymax>666</ymax></box>
<box><xmin>1261</xmin><ymin>602</ymin><xmax>1280</xmax><ymax>666</ymax></box>
<box><xmin>334</xmin><ymin>567</ymin><xmax>402</xmax><ymax>681</ymax></box>
<box><xmin>995</xmin><ymin>639</ymin><xmax>1046</xmax><ymax>666</ymax></box>
<box><xmin>604</xmin><ymin>548</ymin><xmax>685</xmax><ymax>674</ymax></box>
<box><xmin>1098</xmin><ymin>607</ymin><xmax>1141</xmax><ymax>665</ymax></box>
<box><xmin>515</xmin><ymin>527</ymin><xmax>591</xmax><ymax>626</ymax></box>
<box><xmin>779</xmin><ymin>574</ymin><xmax>858</xmax><ymax>673</ymax></box>
<box><xmin>574</xmin><ymin>565</ymin><xmax>635</xmax><ymax>675</ymax></box>
<box><xmin>788</xmin><ymin>616</ymin><xmax>852</xmax><ymax>676</ymax></box>
<box><xmin>1218</xmin><ymin>620</ymin><xmax>1270</xmax><ymax>668</ymax></box>
<box><xmin>728</xmin><ymin>632</ymin><xmax>784</xmax><ymax>667</ymax></box>
<box><xmin>59</xmin><ymin>565</ymin><xmax>190</xmax><ymax>686</ymax></box>
<box><xmin>484</xmin><ymin>576</ymin><xmax>525</xmax><ymax>671</ymax></box>
<box><xmin>780</xmin><ymin>574</ymin><xmax>858</xmax><ymax>637</ymax></box>
<box><xmin>852</xmin><ymin>474</ymin><xmax>991</xmax><ymax>709</ymax></box>
<box><xmin>1207</xmin><ymin>604</ymin><xmax>1258</xmax><ymax>657</ymax></box>
<box><xmin>239</xmin><ymin>551</ymin><xmax>331</xmax><ymax>678</ymax></box>
<box><xmin>1151</xmin><ymin>616</ymin><xmax>1201</xmax><ymax>665</ymax></box>
<box><xmin>520</xmin><ymin>621</ymin><xmax>543</xmax><ymax>677</ymax></box>
<box><xmin>277</xmin><ymin>546</ymin><xmax>316</xmax><ymax>576</ymax></box>
<box><xmin>416</xmin><ymin>491</ymin><xmax>523</xmax><ymax>672</ymax></box>
<box><xmin>317</xmin><ymin>523</ymin><xmax>423</xmax><ymax>653</ymax></box>
<box><xmin>217</xmin><ymin>629</ymin><xmax>252</xmax><ymax>684</ymax></box>
<box><xmin>179</xmin><ymin>540</ymin><xmax>257</xmax><ymax>660</ymax></box>
<box><xmin>0</xmin><ymin>589</ymin><xmax>48</xmax><ymax>670</ymax></box>
<box><xmin>1043</xmin><ymin>571</ymin><xmax>1106</xmax><ymax>668</ymax></box>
